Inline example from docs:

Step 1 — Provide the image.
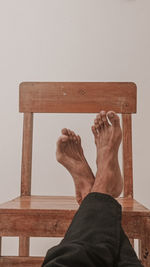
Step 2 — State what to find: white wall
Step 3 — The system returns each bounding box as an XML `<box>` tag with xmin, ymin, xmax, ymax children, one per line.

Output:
<box><xmin>0</xmin><ymin>0</ymin><xmax>150</xmax><ymax>257</ymax></box>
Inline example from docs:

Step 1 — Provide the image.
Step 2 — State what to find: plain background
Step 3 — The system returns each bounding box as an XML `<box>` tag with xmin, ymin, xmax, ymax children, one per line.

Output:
<box><xmin>0</xmin><ymin>0</ymin><xmax>150</xmax><ymax>257</ymax></box>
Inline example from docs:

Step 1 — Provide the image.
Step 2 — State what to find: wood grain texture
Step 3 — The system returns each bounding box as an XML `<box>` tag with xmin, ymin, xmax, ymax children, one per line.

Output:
<box><xmin>0</xmin><ymin>196</ymin><xmax>149</xmax><ymax>215</ymax></box>
<box><xmin>0</xmin><ymin>213</ymin><xmax>147</xmax><ymax>239</ymax></box>
<box><xmin>20</xmin><ymin>114</ymin><xmax>32</xmax><ymax>264</ymax></box>
<box><xmin>122</xmin><ymin>215</ymin><xmax>143</xmax><ymax>239</ymax></box>
<box><xmin>0</xmin><ymin>196</ymin><xmax>149</xmax><ymax>238</ymax></box>
<box><xmin>21</xmin><ymin>113</ymin><xmax>33</xmax><ymax>196</ymax></box>
<box><xmin>0</xmin><ymin>256</ymin><xmax>44</xmax><ymax>267</ymax></box>
<box><xmin>122</xmin><ymin>114</ymin><xmax>133</xmax><ymax>198</ymax></box>
<box><xmin>19</xmin><ymin>237</ymin><xmax>30</xmax><ymax>257</ymax></box>
<box><xmin>19</xmin><ymin>82</ymin><xmax>137</xmax><ymax>113</ymax></box>
<box><xmin>139</xmin><ymin>217</ymin><xmax>150</xmax><ymax>267</ymax></box>
<box><xmin>0</xmin><ymin>237</ymin><xmax>1</xmax><ymax>256</ymax></box>
<box><xmin>0</xmin><ymin>211</ymin><xmax>75</xmax><ymax>237</ymax></box>
<box><xmin>1</xmin><ymin>81</ymin><xmax>150</xmax><ymax>266</ymax></box>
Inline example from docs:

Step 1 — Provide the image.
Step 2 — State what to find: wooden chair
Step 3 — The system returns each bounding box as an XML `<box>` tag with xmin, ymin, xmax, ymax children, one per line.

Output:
<box><xmin>0</xmin><ymin>82</ymin><xmax>150</xmax><ymax>267</ymax></box>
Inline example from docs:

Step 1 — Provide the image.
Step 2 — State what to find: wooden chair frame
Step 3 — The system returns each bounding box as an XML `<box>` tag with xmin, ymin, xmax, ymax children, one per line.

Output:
<box><xmin>0</xmin><ymin>82</ymin><xmax>149</xmax><ymax>266</ymax></box>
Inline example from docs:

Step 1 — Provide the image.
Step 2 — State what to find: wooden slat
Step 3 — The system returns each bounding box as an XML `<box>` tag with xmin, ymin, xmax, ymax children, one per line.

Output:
<box><xmin>21</xmin><ymin>113</ymin><xmax>33</xmax><ymax>196</ymax></box>
<box><xmin>122</xmin><ymin>114</ymin><xmax>133</xmax><ymax>198</ymax></box>
<box><xmin>139</xmin><ymin>239</ymin><xmax>143</xmax><ymax>264</ymax></box>
<box><xmin>0</xmin><ymin>211</ymin><xmax>149</xmax><ymax>238</ymax></box>
<box><xmin>0</xmin><ymin>211</ymin><xmax>75</xmax><ymax>237</ymax></box>
<box><xmin>0</xmin><ymin>256</ymin><xmax>44</xmax><ymax>267</ymax></box>
<box><xmin>19</xmin><ymin>237</ymin><xmax>30</xmax><ymax>257</ymax></box>
<box><xmin>19</xmin><ymin>82</ymin><xmax>137</xmax><ymax>113</ymax></box>
<box><xmin>139</xmin><ymin>239</ymin><xmax>142</xmax><ymax>260</ymax></box>
<box><xmin>0</xmin><ymin>213</ymin><xmax>145</xmax><ymax>239</ymax></box>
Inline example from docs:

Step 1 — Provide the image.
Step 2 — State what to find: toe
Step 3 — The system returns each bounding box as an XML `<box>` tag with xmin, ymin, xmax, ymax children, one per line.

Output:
<box><xmin>96</xmin><ymin>114</ymin><xmax>100</xmax><ymax>120</ymax></box>
<box><xmin>107</xmin><ymin>111</ymin><xmax>120</xmax><ymax>126</ymax></box>
<box><xmin>70</xmin><ymin>130</ymin><xmax>75</xmax><ymax>141</ymax></box>
<box><xmin>97</xmin><ymin>112</ymin><xmax>104</xmax><ymax>129</ymax></box>
<box><xmin>67</xmin><ymin>129</ymin><xmax>72</xmax><ymax>140</ymax></box>
<box><xmin>91</xmin><ymin>125</ymin><xmax>97</xmax><ymax>138</ymax></box>
<box><xmin>56</xmin><ymin>135</ymin><xmax>69</xmax><ymax>162</ymax></box>
<box><xmin>94</xmin><ymin>118</ymin><xmax>99</xmax><ymax>129</ymax></box>
<box><xmin>67</xmin><ymin>129</ymin><xmax>71</xmax><ymax>135</ymax></box>
<box><xmin>94</xmin><ymin>113</ymin><xmax>103</xmax><ymax>132</ymax></box>
<box><xmin>71</xmin><ymin>130</ymin><xmax>78</xmax><ymax>142</ymax></box>
<box><xmin>57</xmin><ymin>135</ymin><xmax>68</xmax><ymax>145</ymax></box>
<box><xmin>77</xmin><ymin>135</ymin><xmax>81</xmax><ymax>145</ymax></box>
<box><xmin>100</xmin><ymin>111</ymin><xmax>110</xmax><ymax>127</ymax></box>
<box><xmin>61</xmin><ymin>128</ymin><xmax>68</xmax><ymax>135</ymax></box>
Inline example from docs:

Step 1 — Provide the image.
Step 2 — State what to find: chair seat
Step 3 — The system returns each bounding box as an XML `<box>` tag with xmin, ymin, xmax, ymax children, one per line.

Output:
<box><xmin>0</xmin><ymin>196</ymin><xmax>149</xmax><ymax>238</ymax></box>
<box><xmin>0</xmin><ymin>195</ymin><xmax>79</xmax><ymax>214</ymax></box>
<box><xmin>0</xmin><ymin>195</ymin><xmax>149</xmax><ymax>214</ymax></box>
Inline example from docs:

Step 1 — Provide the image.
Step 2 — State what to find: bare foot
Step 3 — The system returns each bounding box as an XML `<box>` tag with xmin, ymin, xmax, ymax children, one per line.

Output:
<box><xmin>56</xmin><ymin>128</ymin><xmax>95</xmax><ymax>204</ymax></box>
<box><xmin>91</xmin><ymin>111</ymin><xmax>123</xmax><ymax>198</ymax></box>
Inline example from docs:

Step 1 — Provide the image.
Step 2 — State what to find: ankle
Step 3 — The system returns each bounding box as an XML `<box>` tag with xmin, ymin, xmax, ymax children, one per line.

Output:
<box><xmin>97</xmin><ymin>155</ymin><xmax>119</xmax><ymax>174</ymax></box>
<box><xmin>91</xmin><ymin>183</ymin><xmax>110</xmax><ymax>195</ymax></box>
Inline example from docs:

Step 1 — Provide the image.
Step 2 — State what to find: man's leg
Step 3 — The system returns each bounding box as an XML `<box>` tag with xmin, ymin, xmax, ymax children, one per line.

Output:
<box><xmin>43</xmin><ymin>111</ymin><xmax>123</xmax><ymax>267</ymax></box>
<box><xmin>43</xmin><ymin>128</ymin><xmax>97</xmax><ymax>266</ymax></box>
<box><xmin>42</xmin><ymin>192</ymin><xmax>122</xmax><ymax>267</ymax></box>
<box><xmin>92</xmin><ymin>111</ymin><xmax>143</xmax><ymax>266</ymax></box>
<box><xmin>42</xmin><ymin>111</ymin><xmax>143</xmax><ymax>267</ymax></box>
<box><xmin>117</xmin><ymin>227</ymin><xmax>143</xmax><ymax>267</ymax></box>
<box><xmin>43</xmin><ymin>119</ymin><xmax>123</xmax><ymax>267</ymax></box>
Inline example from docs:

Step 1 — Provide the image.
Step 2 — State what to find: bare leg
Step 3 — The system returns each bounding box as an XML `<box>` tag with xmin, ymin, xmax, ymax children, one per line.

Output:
<box><xmin>56</xmin><ymin>128</ymin><xmax>95</xmax><ymax>204</ymax></box>
<box><xmin>91</xmin><ymin>110</ymin><xmax>123</xmax><ymax>197</ymax></box>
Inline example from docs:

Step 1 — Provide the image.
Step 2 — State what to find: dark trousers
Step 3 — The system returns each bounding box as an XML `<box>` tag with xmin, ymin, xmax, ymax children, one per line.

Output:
<box><xmin>42</xmin><ymin>192</ymin><xmax>143</xmax><ymax>267</ymax></box>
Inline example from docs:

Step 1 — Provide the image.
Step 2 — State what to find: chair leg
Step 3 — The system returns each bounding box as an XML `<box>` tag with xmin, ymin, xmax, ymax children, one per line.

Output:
<box><xmin>0</xmin><ymin>237</ymin><xmax>1</xmax><ymax>256</ymax></box>
<box><xmin>139</xmin><ymin>239</ymin><xmax>143</xmax><ymax>263</ymax></box>
<box><xmin>19</xmin><ymin>237</ymin><xmax>30</xmax><ymax>256</ymax></box>
<box><xmin>139</xmin><ymin>217</ymin><xmax>150</xmax><ymax>267</ymax></box>
<box><xmin>139</xmin><ymin>237</ymin><xmax>150</xmax><ymax>267</ymax></box>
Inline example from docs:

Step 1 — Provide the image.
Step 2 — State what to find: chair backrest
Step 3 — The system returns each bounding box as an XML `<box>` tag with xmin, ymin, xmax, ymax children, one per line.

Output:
<box><xmin>19</xmin><ymin>82</ymin><xmax>137</xmax><ymax>198</ymax></box>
